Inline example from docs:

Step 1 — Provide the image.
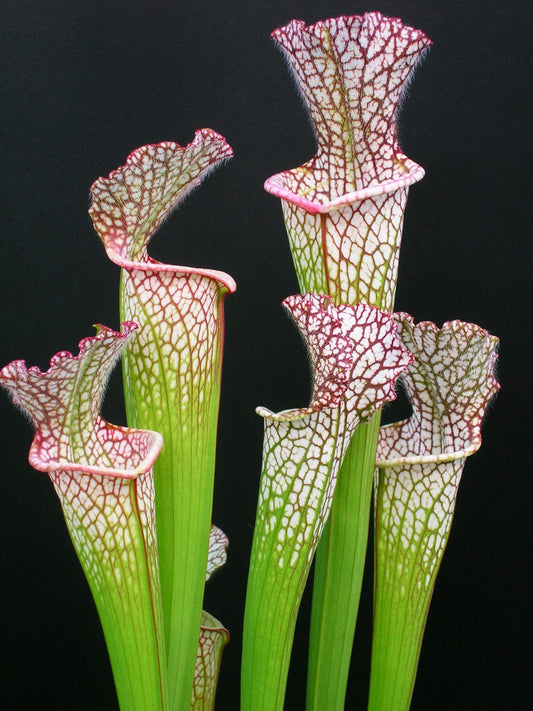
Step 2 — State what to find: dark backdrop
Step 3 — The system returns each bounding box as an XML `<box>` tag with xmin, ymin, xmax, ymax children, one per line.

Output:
<box><xmin>1</xmin><ymin>1</ymin><xmax>531</xmax><ymax>709</ymax></box>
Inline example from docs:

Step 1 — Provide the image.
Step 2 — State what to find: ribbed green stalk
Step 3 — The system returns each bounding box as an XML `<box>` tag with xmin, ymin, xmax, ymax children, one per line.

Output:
<box><xmin>241</xmin><ymin>407</ymin><xmax>344</xmax><ymax>711</ymax></box>
<box><xmin>307</xmin><ymin>414</ymin><xmax>380</xmax><ymax>710</ymax></box>
<box><xmin>142</xmin><ymin>383</ymin><xmax>219</xmax><ymax>711</ymax></box>
<box><xmin>366</xmin><ymin>570</ymin><xmax>430</xmax><ymax>711</ymax></box>
<box><xmin>242</xmin><ymin>526</ymin><xmax>320</xmax><ymax>711</ymax></box>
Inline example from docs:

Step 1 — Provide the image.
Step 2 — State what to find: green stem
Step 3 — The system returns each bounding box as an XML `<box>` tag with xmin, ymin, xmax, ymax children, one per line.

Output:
<box><xmin>241</xmin><ymin>549</ymin><xmax>310</xmax><ymax>711</ymax></box>
<box><xmin>366</xmin><ymin>578</ymin><xmax>429</xmax><ymax>711</ymax></box>
<box><xmin>241</xmin><ymin>412</ymin><xmax>343</xmax><ymax>711</ymax></box>
<box><xmin>367</xmin><ymin>460</ymin><xmax>463</xmax><ymax>711</ymax></box>
<box><xmin>307</xmin><ymin>413</ymin><xmax>380</xmax><ymax>710</ymax></box>
<box><xmin>149</xmin><ymin>412</ymin><xmax>217</xmax><ymax>710</ymax></box>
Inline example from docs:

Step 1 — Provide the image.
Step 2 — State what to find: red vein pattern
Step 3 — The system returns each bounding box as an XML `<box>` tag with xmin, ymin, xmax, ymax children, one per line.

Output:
<box><xmin>0</xmin><ymin>326</ymin><xmax>167</xmax><ymax>710</ymax></box>
<box><xmin>90</xmin><ymin>130</ymin><xmax>234</xmax><ymax>266</ymax></box>
<box><xmin>242</xmin><ymin>294</ymin><xmax>412</xmax><ymax>709</ymax></box>
<box><xmin>206</xmin><ymin>524</ymin><xmax>229</xmax><ymax>582</ymax></box>
<box><xmin>255</xmin><ymin>294</ymin><xmax>413</xmax><ymax>567</ymax></box>
<box><xmin>369</xmin><ymin>317</ymin><xmax>500</xmax><ymax>709</ymax></box>
<box><xmin>88</xmin><ymin>132</ymin><xmax>236</xmax><ymax>445</ymax></box>
<box><xmin>190</xmin><ymin>527</ymin><xmax>230</xmax><ymax>710</ymax></box>
<box><xmin>89</xmin><ymin>131</ymin><xmax>235</xmax><ymax>710</ymax></box>
<box><xmin>191</xmin><ymin>612</ymin><xmax>229</xmax><ymax>710</ymax></box>
<box><xmin>374</xmin><ymin>314</ymin><xmax>499</xmax><ymax>584</ymax></box>
<box><xmin>377</xmin><ymin>315</ymin><xmax>500</xmax><ymax>465</ymax></box>
<box><xmin>265</xmin><ymin>13</ymin><xmax>431</xmax><ymax>307</ymax></box>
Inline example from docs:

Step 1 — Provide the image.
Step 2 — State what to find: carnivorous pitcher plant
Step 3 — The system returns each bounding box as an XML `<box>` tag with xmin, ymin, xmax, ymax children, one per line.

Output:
<box><xmin>1</xmin><ymin>10</ymin><xmax>499</xmax><ymax>711</ymax></box>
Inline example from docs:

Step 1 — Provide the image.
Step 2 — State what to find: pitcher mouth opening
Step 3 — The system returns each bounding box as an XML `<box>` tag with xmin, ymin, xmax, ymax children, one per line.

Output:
<box><xmin>264</xmin><ymin>156</ymin><xmax>425</xmax><ymax>215</ymax></box>
<box><xmin>28</xmin><ymin>426</ymin><xmax>164</xmax><ymax>480</ymax></box>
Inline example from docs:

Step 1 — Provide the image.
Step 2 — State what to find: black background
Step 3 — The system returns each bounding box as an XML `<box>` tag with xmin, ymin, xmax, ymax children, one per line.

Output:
<box><xmin>1</xmin><ymin>1</ymin><xmax>531</xmax><ymax>709</ymax></box>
